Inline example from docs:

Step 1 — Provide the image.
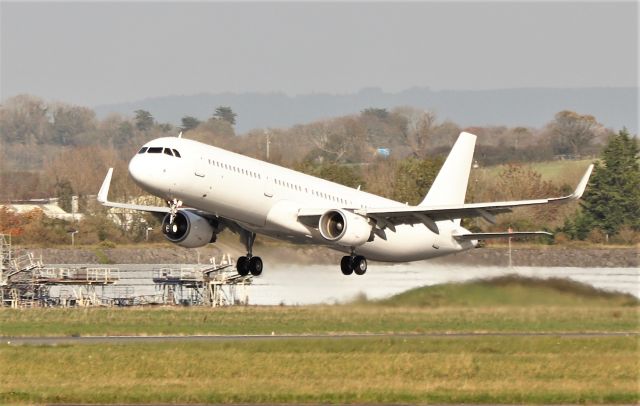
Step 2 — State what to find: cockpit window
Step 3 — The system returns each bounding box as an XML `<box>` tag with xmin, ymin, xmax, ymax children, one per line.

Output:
<box><xmin>138</xmin><ymin>147</ymin><xmax>148</xmax><ymax>154</ymax></box>
<box><xmin>147</xmin><ymin>147</ymin><xmax>163</xmax><ymax>153</ymax></box>
<box><xmin>172</xmin><ymin>149</ymin><xmax>181</xmax><ymax>158</ymax></box>
<box><xmin>163</xmin><ymin>148</ymin><xmax>174</xmax><ymax>156</ymax></box>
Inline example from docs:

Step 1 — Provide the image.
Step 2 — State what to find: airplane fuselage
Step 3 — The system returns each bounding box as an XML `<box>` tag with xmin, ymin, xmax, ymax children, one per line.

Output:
<box><xmin>128</xmin><ymin>137</ymin><xmax>475</xmax><ymax>262</ymax></box>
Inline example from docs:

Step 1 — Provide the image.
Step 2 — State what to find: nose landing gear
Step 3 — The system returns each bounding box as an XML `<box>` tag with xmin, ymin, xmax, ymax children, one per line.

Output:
<box><xmin>164</xmin><ymin>199</ymin><xmax>183</xmax><ymax>233</ymax></box>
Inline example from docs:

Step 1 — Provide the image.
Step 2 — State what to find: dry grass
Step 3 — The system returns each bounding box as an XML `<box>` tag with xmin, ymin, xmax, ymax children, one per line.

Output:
<box><xmin>477</xmin><ymin>159</ymin><xmax>593</xmax><ymax>184</ymax></box>
<box><xmin>2</xmin><ymin>276</ymin><xmax>637</xmax><ymax>337</ymax></box>
<box><xmin>1</xmin><ymin>277</ymin><xmax>637</xmax><ymax>404</ymax></box>
<box><xmin>0</xmin><ymin>304</ymin><xmax>638</xmax><ymax>337</ymax></box>
<box><xmin>1</xmin><ymin>336</ymin><xmax>637</xmax><ymax>404</ymax></box>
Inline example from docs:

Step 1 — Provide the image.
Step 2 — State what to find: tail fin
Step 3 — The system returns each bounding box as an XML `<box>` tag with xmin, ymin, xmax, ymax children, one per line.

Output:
<box><xmin>420</xmin><ymin>131</ymin><xmax>476</xmax><ymax>210</ymax></box>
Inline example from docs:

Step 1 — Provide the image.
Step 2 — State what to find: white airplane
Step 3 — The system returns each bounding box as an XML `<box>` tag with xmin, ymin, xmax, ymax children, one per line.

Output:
<box><xmin>98</xmin><ymin>131</ymin><xmax>593</xmax><ymax>276</ymax></box>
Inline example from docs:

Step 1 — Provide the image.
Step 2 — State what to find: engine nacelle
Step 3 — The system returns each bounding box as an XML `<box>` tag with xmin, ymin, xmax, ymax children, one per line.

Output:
<box><xmin>162</xmin><ymin>210</ymin><xmax>216</xmax><ymax>248</ymax></box>
<box><xmin>319</xmin><ymin>209</ymin><xmax>372</xmax><ymax>247</ymax></box>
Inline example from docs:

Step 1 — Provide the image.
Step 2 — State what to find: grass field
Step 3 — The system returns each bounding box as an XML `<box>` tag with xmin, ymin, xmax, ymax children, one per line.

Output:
<box><xmin>1</xmin><ymin>336</ymin><xmax>637</xmax><ymax>404</ymax></box>
<box><xmin>0</xmin><ymin>277</ymin><xmax>638</xmax><ymax>404</ymax></box>
<box><xmin>477</xmin><ymin>159</ymin><xmax>593</xmax><ymax>184</ymax></box>
<box><xmin>1</xmin><ymin>277</ymin><xmax>637</xmax><ymax>337</ymax></box>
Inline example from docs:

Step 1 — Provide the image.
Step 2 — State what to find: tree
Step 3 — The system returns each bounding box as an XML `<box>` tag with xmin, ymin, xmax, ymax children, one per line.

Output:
<box><xmin>392</xmin><ymin>157</ymin><xmax>444</xmax><ymax>205</ymax></box>
<box><xmin>396</xmin><ymin>107</ymin><xmax>436</xmax><ymax>158</ymax></box>
<box><xmin>213</xmin><ymin>106</ymin><xmax>237</xmax><ymax>126</ymax></box>
<box><xmin>113</xmin><ymin>121</ymin><xmax>135</xmax><ymax>147</ymax></box>
<box><xmin>471</xmin><ymin>164</ymin><xmax>563</xmax><ymax>230</ymax></box>
<box><xmin>549</xmin><ymin>110</ymin><xmax>603</xmax><ymax>157</ymax></box>
<box><xmin>361</xmin><ymin>108</ymin><xmax>389</xmax><ymax>120</ymax></box>
<box><xmin>296</xmin><ymin>161</ymin><xmax>364</xmax><ymax>189</ymax></box>
<box><xmin>51</xmin><ymin>103</ymin><xmax>96</xmax><ymax>145</ymax></box>
<box><xmin>0</xmin><ymin>95</ymin><xmax>51</xmax><ymax>144</ymax></box>
<box><xmin>134</xmin><ymin>110</ymin><xmax>154</xmax><ymax>131</ymax></box>
<box><xmin>54</xmin><ymin>178</ymin><xmax>74</xmax><ymax>213</ymax></box>
<box><xmin>181</xmin><ymin>116</ymin><xmax>201</xmax><ymax>131</ymax></box>
<box><xmin>574</xmin><ymin>129</ymin><xmax>640</xmax><ymax>237</ymax></box>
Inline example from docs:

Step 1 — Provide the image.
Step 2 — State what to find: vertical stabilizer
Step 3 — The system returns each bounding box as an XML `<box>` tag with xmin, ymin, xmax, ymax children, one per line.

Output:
<box><xmin>420</xmin><ymin>132</ymin><xmax>476</xmax><ymax>208</ymax></box>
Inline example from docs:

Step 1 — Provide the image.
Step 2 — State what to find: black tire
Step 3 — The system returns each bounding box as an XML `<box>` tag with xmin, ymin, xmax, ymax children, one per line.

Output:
<box><xmin>237</xmin><ymin>256</ymin><xmax>250</xmax><ymax>276</ymax></box>
<box><xmin>353</xmin><ymin>255</ymin><xmax>367</xmax><ymax>275</ymax></box>
<box><xmin>340</xmin><ymin>256</ymin><xmax>354</xmax><ymax>275</ymax></box>
<box><xmin>249</xmin><ymin>256</ymin><xmax>263</xmax><ymax>276</ymax></box>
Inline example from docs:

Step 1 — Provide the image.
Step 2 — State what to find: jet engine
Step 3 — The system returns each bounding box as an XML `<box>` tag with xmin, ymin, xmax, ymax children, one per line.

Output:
<box><xmin>161</xmin><ymin>210</ymin><xmax>217</xmax><ymax>248</ymax></box>
<box><xmin>319</xmin><ymin>209</ymin><xmax>372</xmax><ymax>247</ymax></box>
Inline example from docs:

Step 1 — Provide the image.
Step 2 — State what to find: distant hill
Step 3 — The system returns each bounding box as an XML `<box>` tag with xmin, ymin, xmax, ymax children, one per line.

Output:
<box><xmin>376</xmin><ymin>275</ymin><xmax>639</xmax><ymax>307</ymax></box>
<box><xmin>94</xmin><ymin>87</ymin><xmax>638</xmax><ymax>134</ymax></box>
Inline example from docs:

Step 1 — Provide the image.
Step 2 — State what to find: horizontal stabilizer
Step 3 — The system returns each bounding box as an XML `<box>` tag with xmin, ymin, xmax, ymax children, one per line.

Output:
<box><xmin>454</xmin><ymin>231</ymin><xmax>552</xmax><ymax>241</ymax></box>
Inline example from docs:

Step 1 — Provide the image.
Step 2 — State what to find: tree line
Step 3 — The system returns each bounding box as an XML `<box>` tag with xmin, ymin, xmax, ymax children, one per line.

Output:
<box><xmin>0</xmin><ymin>94</ymin><xmax>637</xmax><ymax>245</ymax></box>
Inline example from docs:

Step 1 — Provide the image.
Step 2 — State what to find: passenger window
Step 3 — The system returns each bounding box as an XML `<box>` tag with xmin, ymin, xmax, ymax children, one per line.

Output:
<box><xmin>138</xmin><ymin>147</ymin><xmax>148</xmax><ymax>154</ymax></box>
<box><xmin>172</xmin><ymin>149</ymin><xmax>181</xmax><ymax>158</ymax></box>
<box><xmin>147</xmin><ymin>147</ymin><xmax>163</xmax><ymax>153</ymax></box>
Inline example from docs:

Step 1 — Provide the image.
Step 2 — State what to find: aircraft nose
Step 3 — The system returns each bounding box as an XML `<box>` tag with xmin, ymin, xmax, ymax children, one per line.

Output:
<box><xmin>128</xmin><ymin>155</ymin><xmax>149</xmax><ymax>187</ymax></box>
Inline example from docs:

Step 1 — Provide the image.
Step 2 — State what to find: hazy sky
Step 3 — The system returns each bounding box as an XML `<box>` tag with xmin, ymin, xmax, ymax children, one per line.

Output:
<box><xmin>1</xmin><ymin>1</ymin><xmax>638</xmax><ymax>106</ymax></box>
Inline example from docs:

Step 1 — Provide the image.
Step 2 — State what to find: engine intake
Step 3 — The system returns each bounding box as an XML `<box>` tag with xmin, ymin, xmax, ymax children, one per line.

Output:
<box><xmin>319</xmin><ymin>209</ymin><xmax>372</xmax><ymax>247</ymax></box>
<box><xmin>162</xmin><ymin>210</ymin><xmax>217</xmax><ymax>248</ymax></box>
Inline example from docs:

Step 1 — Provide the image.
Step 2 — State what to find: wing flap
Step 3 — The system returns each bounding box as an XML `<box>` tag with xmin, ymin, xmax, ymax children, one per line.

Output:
<box><xmin>453</xmin><ymin>231</ymin><xmax>552</xmax><ymax>241</ymax></box>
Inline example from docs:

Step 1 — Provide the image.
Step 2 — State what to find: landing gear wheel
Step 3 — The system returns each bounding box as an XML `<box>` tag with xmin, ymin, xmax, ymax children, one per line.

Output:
<box><xmin>340</xmin><ymin>256</ymin><xmax>354</xmax><ymax>275</ymax></box>
<box><xmin>237</xmin><ymin>256</ymin><xmax>250</xmax><ymax>276</ymax></box>
<box><xmin>353</xmin><ymin>255</ymin><xmax>367</xmax><ymax>275</ymax></box>
<box><xmin>249</xmin><ymin>256</ymin><xmax>263</xmax><ymax>276</ymax></box>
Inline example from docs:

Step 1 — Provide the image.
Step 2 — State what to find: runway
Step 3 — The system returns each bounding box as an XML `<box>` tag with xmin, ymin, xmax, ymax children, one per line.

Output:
<box><xmin>4</xmin><ymin>332</ymin><xmax>637</xmax><ymax>345</ymax></box>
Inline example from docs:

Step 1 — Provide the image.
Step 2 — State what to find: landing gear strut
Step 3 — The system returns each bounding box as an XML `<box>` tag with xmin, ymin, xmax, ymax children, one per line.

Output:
<box><xmin>237</xmin><ymin>230</ymin><xmax>263</xmax><ymax>276</ymax></box>
<box><xmin>340</xmin><ymin>254</ymin><xmax>367</xmax><ymax>276</ymax></box>
<box><xmin>164</xmin><ymin>199</ymin><xmax>183</xmax><ymax>234</ymax></box>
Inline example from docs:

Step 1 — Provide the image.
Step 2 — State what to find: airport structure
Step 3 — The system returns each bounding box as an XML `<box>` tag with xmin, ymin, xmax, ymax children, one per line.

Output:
<box><xmin>152</xmin><ymin>255</ymin><xmax>252</xmax><ymax>306</ymax></box>
<box><xmin>0</xmin><ymin>234</ymin><xmax>251</xmax><ymax>308</ymax></box>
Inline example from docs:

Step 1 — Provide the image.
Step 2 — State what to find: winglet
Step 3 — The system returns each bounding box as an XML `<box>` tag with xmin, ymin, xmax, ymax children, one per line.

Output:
<box><xmin>571</xmin><ymin>164</ymin><xmax>594</xmax><ymax>200</ymax></box>
<box><xmin>97</xmin><ymin>168</ymin><xmax>114</xmax><ymax>204</ymax></box>
<box><xmin>548</xmin><ymin>163</ymin><xmax>593</xmax><ymax>204</ymax></box>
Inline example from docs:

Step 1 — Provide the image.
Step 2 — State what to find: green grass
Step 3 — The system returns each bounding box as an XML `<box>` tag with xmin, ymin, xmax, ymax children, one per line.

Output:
<box><xmin>378</xmin><ymin>275</ymin><xmax>639</xmax><ymax>307</ymax></box>
<box><xmin>0</xmin><ymin>336</ymin><xmax>637</xmax><ymax>404</ymax></box>
<box><xmin>0</xmin><ymin>277</ymin><xmax>638</xmax><ymax>404</ymax></box>
<box><xmin>1</xmin><ymin>277</ymin><xmax>637</xmax><ymax>337</ymax></box>
<box><xmin>478</xmin><ymin>159</ymin><xmax>593</xmax><ymax>184</ymax></box>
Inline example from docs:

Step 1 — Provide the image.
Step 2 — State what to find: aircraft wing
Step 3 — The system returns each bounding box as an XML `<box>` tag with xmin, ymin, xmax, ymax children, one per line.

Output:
<box><xmin>97</xmin><ymin>168</ymin><xmax>170</xmax><ymax>213</ymax></box>
<box><xmin>298</xmin><ymin>164</ymin><xmax>593</xmax><ymax>234</ymax></box>
<box><xmin>97</xmin><ymin>168</ymin><xmax>243</xmax><ymax>234</ymax></box>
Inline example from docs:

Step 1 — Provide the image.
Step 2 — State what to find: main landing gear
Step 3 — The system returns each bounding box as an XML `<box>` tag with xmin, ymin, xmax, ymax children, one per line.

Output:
<box><xmin>237</xmin><ymin>230</ymin><xmax>263</xmax><ymax>277</ymax></box>
<box><xmin>340</xmin><ymin>254</ymin><xmax>367</xmax><ymax>276</ymax></box>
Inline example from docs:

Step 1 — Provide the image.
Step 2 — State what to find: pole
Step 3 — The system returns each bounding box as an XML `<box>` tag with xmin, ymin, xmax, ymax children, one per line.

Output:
<box><xmin>508</xmin><ymin>227</ymin><xmax>513</xmax><ymax>268</ymax></box>
<box><xmin>265</xmin><ymin>130</ymin><xmax>271</xmax><ymax>161</ymax></box>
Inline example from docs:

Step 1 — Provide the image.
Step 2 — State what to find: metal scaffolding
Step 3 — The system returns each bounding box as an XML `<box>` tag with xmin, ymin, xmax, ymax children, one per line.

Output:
<box><xmin>1</xmin><ymin>235</ymin><xmax>252</xmax><ymax>307</ymax></box>
<box><xmin>0</xmin><ymin>234</ymin><xmax>119</xmax><ymax>308</ymax></box>
<box><xmin>152</xmin><ymin>254</ymin><xmax>252</xmax><ymax>306</ymax></box>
